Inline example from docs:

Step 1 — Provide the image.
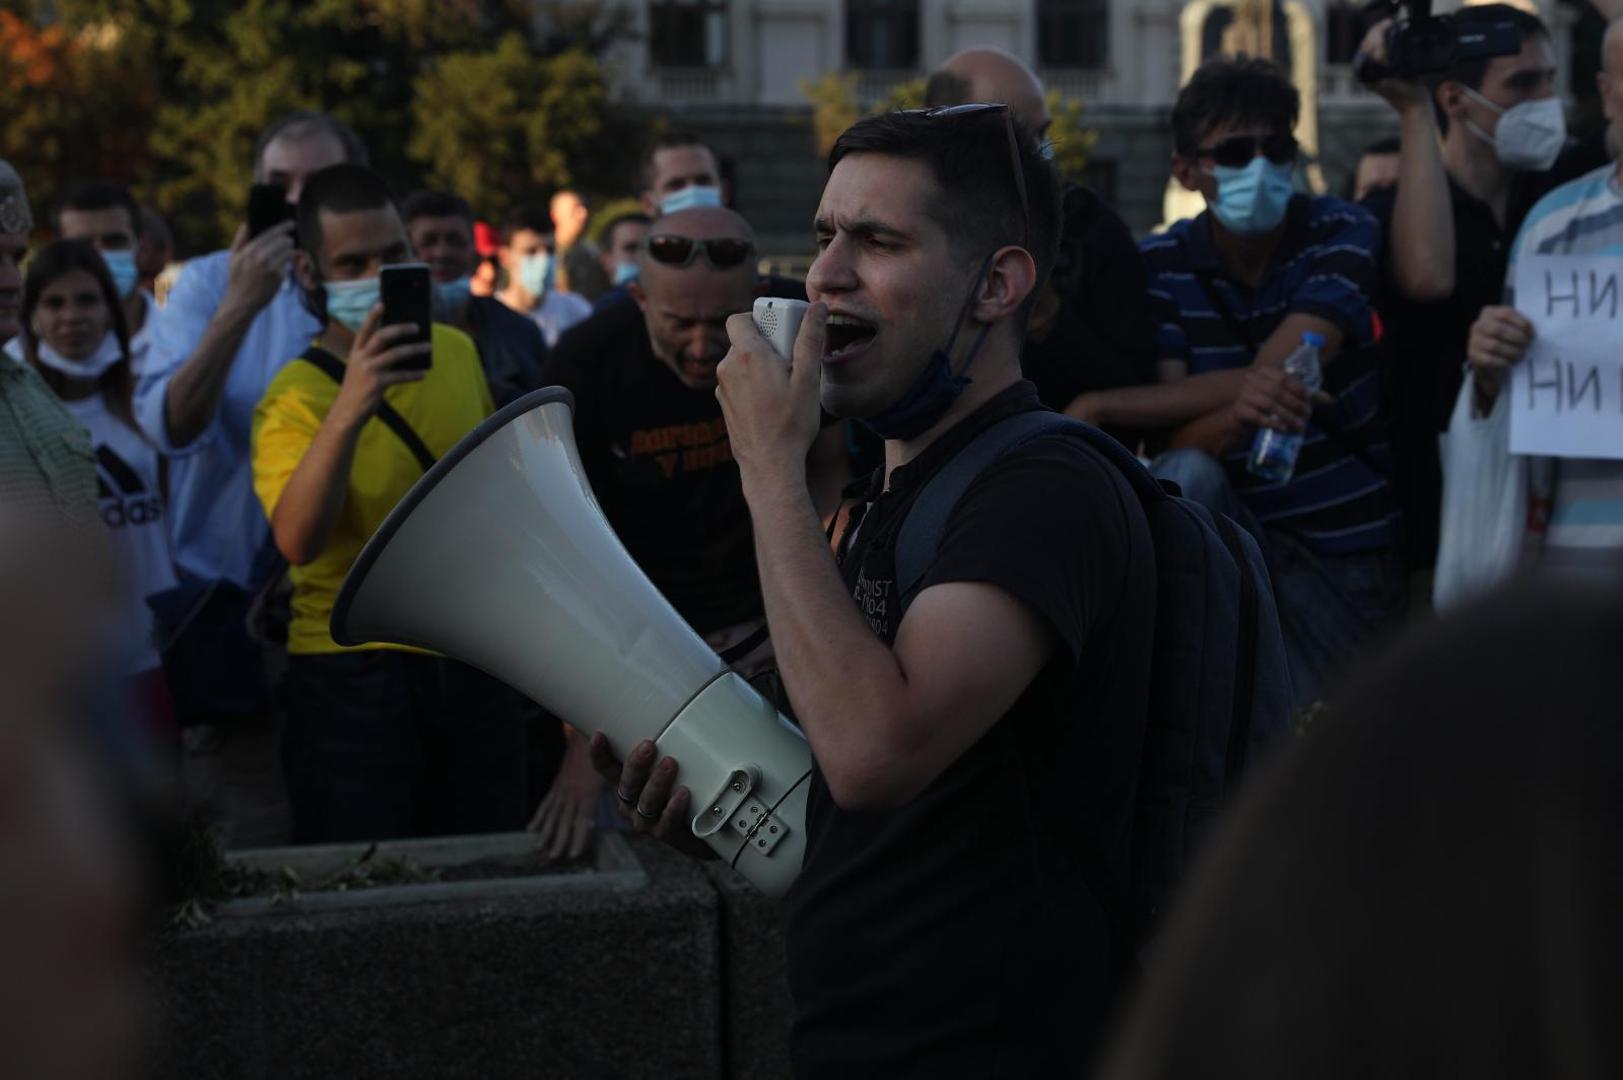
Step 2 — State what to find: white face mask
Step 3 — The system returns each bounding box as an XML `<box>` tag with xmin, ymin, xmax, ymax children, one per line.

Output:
<box><xmin>33</xmin><ymin>330</ymin><xmax>123</xmax><ymax>380</ymax></box>
<box><xmin>1463</xmin><ymin>88</ymin><xmax>1567</xmax><ymax>172</ymax></box>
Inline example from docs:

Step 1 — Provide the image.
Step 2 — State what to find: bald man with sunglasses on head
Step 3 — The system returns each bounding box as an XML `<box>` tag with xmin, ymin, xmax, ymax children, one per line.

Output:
<box><xmin>545</xmin><ymin>207</ymin><xmax>847</xmax><ymax>654</ymax></box>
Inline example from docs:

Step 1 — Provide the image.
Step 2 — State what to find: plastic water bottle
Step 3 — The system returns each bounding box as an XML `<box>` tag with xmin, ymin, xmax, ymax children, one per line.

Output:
<box><xmin>1247</xmin><ymin>331</ymin><xmax>1325</xmax><ymax>484</ymax></box>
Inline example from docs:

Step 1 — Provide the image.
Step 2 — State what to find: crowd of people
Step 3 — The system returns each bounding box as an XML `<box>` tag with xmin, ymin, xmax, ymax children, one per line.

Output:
<box><xmin>5</xmin><ymin>4</ymin><xmax>1623</xmax><ymax>1074</ymax></box>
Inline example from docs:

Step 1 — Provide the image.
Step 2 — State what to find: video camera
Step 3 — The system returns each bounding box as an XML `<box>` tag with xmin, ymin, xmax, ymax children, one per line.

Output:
<box><xmin>1355</xmin><ymin>0</ymin><xmax>1523</xmax><ymax>82</ymax></box>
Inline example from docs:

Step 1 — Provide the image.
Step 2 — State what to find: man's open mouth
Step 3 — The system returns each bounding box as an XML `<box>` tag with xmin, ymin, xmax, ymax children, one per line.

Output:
<box><xmin>825</xmin><ymin>313</ymin><xmax>876</xmax><ymax>360</ymax></box>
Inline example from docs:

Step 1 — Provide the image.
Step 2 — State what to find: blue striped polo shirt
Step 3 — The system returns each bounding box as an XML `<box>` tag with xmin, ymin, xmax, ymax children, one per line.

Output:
<box><xmin>1505</xmin><ymin>164</ymin><xmax>1623</xmax><ymax>576</ymax></box>
<box><xmin>1140</xmin><ymin>194</ymin><xmax>1399</xmax><ymax>557</ymax></box>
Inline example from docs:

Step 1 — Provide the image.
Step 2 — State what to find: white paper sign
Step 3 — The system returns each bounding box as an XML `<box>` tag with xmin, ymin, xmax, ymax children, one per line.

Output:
<box><xmin>1510</xmin><ymin>255</ymin><xmax>1623</xmax><ymax>460</ymax></box>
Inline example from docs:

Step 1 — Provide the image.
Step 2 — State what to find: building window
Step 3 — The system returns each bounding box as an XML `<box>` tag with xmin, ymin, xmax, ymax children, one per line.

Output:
<box><xmin>1037</xmin><ymin>0</ymin><xmax>1110</xmax><ymax>71</ymax></box>
<box><xmin>649</xmin><ymin>0</ymin><xmax>728</xmax><ymax>68</ymax></box>
<box><xmin>846</xmin><ymin>0</ymin><xmax>920</xmax><ymax>70</ymax></box>
<box><xmin>1325</xmin><ymin>1</ymin><xmax>1364</xmax><ymax>66</ymax></box>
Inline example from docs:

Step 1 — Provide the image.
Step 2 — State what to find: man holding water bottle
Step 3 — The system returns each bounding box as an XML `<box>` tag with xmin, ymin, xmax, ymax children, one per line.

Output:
<box><xmin>1067</xmin><ymin>57</ymin><xmax>1404</xmax><ymax>705</ymax></box>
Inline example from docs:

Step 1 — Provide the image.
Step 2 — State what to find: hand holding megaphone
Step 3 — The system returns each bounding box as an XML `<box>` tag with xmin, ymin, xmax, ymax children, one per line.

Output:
<box><xmin>718</xmin><ymin>301</ymin><xmax>826</xmax><ymax>489</ymax></box>
<box><xmin>332</xmin><ymin>388</ymin><xmax>813</xmax><ymax>896</ymax></box>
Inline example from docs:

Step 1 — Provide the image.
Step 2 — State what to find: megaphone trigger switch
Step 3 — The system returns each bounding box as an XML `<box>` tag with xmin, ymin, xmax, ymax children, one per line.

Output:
<box><xmin>692</xmin><ymin>764</ymin><xmax>773</xmax><ymax>842</ymax></box>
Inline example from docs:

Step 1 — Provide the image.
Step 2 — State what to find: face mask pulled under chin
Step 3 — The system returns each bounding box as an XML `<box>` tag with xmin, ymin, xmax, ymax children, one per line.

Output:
<box><xmin>32</xmin><ymin>330</ymin><xmax>124</xmax><ymax>380</ymax></box>
<box><xmin>860</xmin><ymin>258</ymin><xmax>994</xmax><ymax>442</ymax></box>
<box><xmin>658</xmin><ymin>185</ymin><xmax>723</xmax><ymax>215</ymax></box>
<box><xmin>1463</xmin><ymin>89</ymin><xmax>1567</xmax><ymax>172</ymax></box>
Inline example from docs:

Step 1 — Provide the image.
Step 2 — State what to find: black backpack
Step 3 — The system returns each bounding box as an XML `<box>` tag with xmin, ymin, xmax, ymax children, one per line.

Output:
<box><xmin>893</xmin><ymin>410</ymin><xmax>1294</xmax><ymax>939</ymax></box>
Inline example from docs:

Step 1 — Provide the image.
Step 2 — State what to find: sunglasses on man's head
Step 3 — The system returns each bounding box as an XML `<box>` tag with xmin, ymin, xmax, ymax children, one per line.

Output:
<box><xmin>1190</xmin><ymin>133</ymin><xmax>1300</xmax><ymax>169</ymax></box>
<box><xmin>643</xmin><ymin>234</ymin><xmax>755</xmax><ymax>269</ymax></box>
<box><xmin>900</xmin><ymin>101</ymin><xmax>1030</xmax><ymax>247</ymax></box>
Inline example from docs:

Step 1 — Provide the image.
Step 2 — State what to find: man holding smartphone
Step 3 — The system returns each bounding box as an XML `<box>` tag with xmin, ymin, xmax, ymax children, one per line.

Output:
<box><xmin>138</xmin><ymin>110</ymin><xmax>368</xmax><ymax>846</ymax></box>
<box><xmin>251</xmin><ymin>163</ymin><xmax>529</xmax><ymax>843</ymax></box>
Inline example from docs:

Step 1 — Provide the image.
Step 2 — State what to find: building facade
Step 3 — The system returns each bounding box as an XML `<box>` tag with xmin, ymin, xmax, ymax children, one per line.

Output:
<box><xmin>597</xmin><ymin>0</ymin><xmax>1590</xmax><ymax>252</ymax></box>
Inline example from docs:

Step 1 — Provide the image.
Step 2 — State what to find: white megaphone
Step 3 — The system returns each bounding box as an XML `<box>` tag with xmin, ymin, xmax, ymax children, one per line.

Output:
<box><xmin>332</xmin><ymin>387</ymin><xmax>811</xmax><ymax>897</ymax></box>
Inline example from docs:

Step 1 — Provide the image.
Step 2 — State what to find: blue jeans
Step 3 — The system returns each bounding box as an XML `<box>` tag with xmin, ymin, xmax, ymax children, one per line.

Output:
<box><xmin>283</xmin><ymin>651</ymin><xmax>530</xmax><ymax>844</ymax></box>
<box><xmin>1152</xmin><ymin>449</ymin><xmax>1407</xmax><ymax>708</ymax></box>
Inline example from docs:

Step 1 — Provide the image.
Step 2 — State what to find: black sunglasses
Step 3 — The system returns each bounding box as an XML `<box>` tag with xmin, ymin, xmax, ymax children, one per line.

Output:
<box><xmin>901</xmin><ymin>102</ymin><xmax>1030</xmax><ymax>248</ymax></box>
<box><xmin>643</xmin><ymin>234</ymin><xmax>755</xmax><ymax>269</ymax></box>
<box><xmin>1190</xmin><ymin>133</ymin><xmax>1300</xmax><ymax>169</ymax></box>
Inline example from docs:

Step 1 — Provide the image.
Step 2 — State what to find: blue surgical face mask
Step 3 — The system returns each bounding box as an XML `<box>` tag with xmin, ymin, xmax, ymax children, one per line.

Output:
<box><xmin>517</xmin><ymin>250</ymin><xmax>552</xmax><ymax>298</ymax></box>
<box><xmin>861</xmin><ymin>257</ymin><xmax>994</xmax><ymax>442</ymax></box>
<box><xmin>435</xmin><ymin>275</ymin><xmax>472</xmax><ymax>308</ymax></box>
<box><xmin>101</xmin><ymin>249</ymin><xmax>139</xmax><ymax>299</ymax></box>
<box><xmin>658</xmin><ymin>184</ymin><xmax>723</xmax><ymax>215</ymax></box>
<box><xmin>611</xmin><ymin>261</ymin><xmax>639</xmax><ymax>286</ymax></box>
<box><xmin>324</xmin><ymin>277</ymin><xmax>380</xmax><ymax>332</ymax></box>
<box><xmin>1208</xmin><ymin>156</ymin><xmax>1295</xmax><ymax>236</ymax></box>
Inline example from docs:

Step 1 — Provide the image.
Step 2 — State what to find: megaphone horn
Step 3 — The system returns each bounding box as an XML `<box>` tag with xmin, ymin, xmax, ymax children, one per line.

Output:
<box><xmin>332</xmin><ymin>388</ymin><xmax>811</xmax><ymax>897</ymax></box>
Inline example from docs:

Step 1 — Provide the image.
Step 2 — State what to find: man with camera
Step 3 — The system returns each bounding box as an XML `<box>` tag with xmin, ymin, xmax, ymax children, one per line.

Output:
<box><xmin>1360</xmin><ymin>2</ymin><xmax>1621</xmax><ymax>580</ymax></box>
<box><xmin>595</xmin><ymin>110</ymin><xmax>1156</xmax><ymax>1075</ymax></box>
<box><xmin>251</xmin><ymin>163</ymin><xmax>529</xmax><ymax>844</ymax></box>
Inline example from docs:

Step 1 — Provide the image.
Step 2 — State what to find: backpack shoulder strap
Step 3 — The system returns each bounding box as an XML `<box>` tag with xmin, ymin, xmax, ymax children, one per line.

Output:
<box><xmin>300</xmin><ymin>346</ymin><xmax>437</xmax><ymax>473</ymax></box>
<box><xmin>896</xmin><ymin>410</ymin><xmax>1143</xmax><ymax>602</ymax></box>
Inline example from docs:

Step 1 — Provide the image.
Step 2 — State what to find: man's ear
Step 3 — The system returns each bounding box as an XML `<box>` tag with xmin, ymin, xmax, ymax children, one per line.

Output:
<box><xmin>1171</xmin><ymin>154</ymin><xmax>1205</xmax><ymax>194</ymax></box>
<box><xmin>628</xmin><ymin>277</ymin><xmax>648</xmax><ymax>312</ymax></box>
<box><xmin>640</xmin><ymin>192</ymin><xmax>659</xmax><ymax>216</ymax></box>
<box><xmin>293</xmin><ymin>249</ymin><xmax>317</xmax><ymax>294</ymax></box>
<box><xmin>974</xmin><ymin>245</ymin><xmax>1039</xmax><ymax>325</ymax></box>
<box><xmin>1436</xmin><ymin>81</ymin><xmax>1468</xmax><ymax>127</ymax></box>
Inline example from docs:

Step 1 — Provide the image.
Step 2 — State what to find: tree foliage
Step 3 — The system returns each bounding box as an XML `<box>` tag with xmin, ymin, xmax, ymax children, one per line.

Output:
<box><xmin>0</xmin><ymin>0</ymin><xmax>645</xmax><ymax>255</ymax></box>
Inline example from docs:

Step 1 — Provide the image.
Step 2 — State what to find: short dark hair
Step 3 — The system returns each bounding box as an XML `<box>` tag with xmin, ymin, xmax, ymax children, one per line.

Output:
<box><xmin>500</xmin><ymin>204</ymin><xmax>554</xmax><ymax>241</ymax></box>
<box><xmin>401</xmin><ymin>189</ymin><xmax>474</xmax><ymax>227</ymax></box>
<box><xmin>54</xmin><ymin>180</ymin><xmax>143</xmax><ymax>239</ymax></box>
<box><xmin>601</xmin><ymin>211</ymin><xmax>651</xmax><ymax>251</ymax></box>
<box><xmin>1431</xmin><ymin>5</ymin><xmax>1548</xmax><ymax>135</ymax></box>
<box><xmin>641</xmin><ymin>129</ymin><xmax>715</xmax><ymax>187</ymax></box>
<box><xmin>295</xmin><ymin>164</ymin><xmax>395</xmax><ymax>258</ymax></box>
<box><xmin>829</xmin><ymin>109</ymin><xmax>1062</xmax><ymax>327</ymax></box>
<box><xmin>21</xmin><ymin>239</ymin><xmax>134</xmax><ymax>428</ymax></box>
<box><xmin>1171</xmin><ymin>57</ymin><xmax>1300</xmax><ymax>157</ymax></box>
<box><xmin>923</xmin><ymin>69</ymin><xmax>972</xmax><ymax>108</ymax></box>
<box><xmin>254</xmin><ymin>110</ymin><xmax>369</xmax><ymax>175</ymax></box>
<box><xmin>1343</xmin><ymin>137</ymin><xmax>1403</xmax><ymax>199</ymax></box>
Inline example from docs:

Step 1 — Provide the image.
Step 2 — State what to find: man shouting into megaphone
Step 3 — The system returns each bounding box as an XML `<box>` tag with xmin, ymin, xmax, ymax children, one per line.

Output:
<box><xmin>594</xmin><ymin>109</ymin><xmax>1156</xmax><ymax>1076</ymax></box>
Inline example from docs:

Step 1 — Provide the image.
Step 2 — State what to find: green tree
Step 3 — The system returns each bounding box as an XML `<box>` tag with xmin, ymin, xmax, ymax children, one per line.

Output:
<box><xmin>1</xmin><ymin>0</ymin><xmax>643</xmax><ymax>254</ymax></box>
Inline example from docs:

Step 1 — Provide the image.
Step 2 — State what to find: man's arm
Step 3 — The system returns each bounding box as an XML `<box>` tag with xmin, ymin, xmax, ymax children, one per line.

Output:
<box><xmin>715</xmin><ymin>306</ymin><xmax>1056</xmax><ymax>810</ymax></box>
<box><xmin>161</xmin><ymin>223</ymin><xmax>295</xmax><ymax>447</ymax></box>
<box><xmin>258</xmin><ymin>313</ymin><xmax>430</xmax><ymax>565</ymax></box>
<box><xmin>1361</xmin><ymin>19</ymin><xmax>1455</xmax><ymax>301</ymax></box>
<box><xmin>1169</xmin><ymin>312</ymin><xmax>1340</xmax><ymax>454</ymax></box>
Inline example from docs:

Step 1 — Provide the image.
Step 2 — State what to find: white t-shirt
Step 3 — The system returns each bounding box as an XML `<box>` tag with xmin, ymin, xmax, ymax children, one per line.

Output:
<box><xmin>61</xmin><ymin>392</ymin><xmax>178</xmax><ymax>674</ymax></box>
<box><xmin>528</xmin><ymin>289</ymin><xmax>593</xmax><ymax>348</ymax></box>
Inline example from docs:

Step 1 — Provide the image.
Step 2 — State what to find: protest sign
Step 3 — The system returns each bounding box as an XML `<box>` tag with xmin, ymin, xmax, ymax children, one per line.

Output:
<box><xmin>1510</xmin><ymin>255</ymin><xmax>1623</xmax><ymax>459</ymax></box>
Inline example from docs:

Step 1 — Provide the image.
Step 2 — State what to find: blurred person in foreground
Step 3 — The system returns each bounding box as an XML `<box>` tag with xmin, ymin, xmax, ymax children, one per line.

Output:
<box><xmin>402</xmin><ymin>189</ymin><xmax>548</xmax><ymax>406</ymax></box>
<box><xmin>252</xmin><ymin>164</ymin><xmax>535</xmax><ymax>844</ymax></box>
<box><xmin>926</xmin><ymin>47</ymin><xmax>1158</xmax><ymax>434</ymax></box>
<box><xmin>1098</xmin><ymin>575</ymin><xmax>1623</xmax><ymax>1079</ymax></box>
<box><xmin>495</xmin><ymin>204</ymin><xmax>592</xmax><ymax>348</ymax></box>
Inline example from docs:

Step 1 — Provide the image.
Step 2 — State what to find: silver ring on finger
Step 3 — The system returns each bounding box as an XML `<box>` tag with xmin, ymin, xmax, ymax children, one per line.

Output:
<box><xmin>616</xmin><ymin>787</ymin><xmax>636</xmax><ymax>804</ymax></box>
<box><xmin>635</xmin><ymin>804</ymin><xmax>660</xmax><ymax>821</ymax></box>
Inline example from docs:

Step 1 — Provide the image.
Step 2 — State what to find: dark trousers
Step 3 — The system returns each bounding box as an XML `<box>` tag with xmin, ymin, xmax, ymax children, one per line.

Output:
<box><xmin>283</xmin><ymin>650</ymin><xmax>529</xmax><ymax>844</ymax></box>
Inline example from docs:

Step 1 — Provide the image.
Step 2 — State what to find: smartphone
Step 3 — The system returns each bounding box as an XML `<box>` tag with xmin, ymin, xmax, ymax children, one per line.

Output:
<box><xmin>247</xmin><ymin>183</ymin><xmax>294</xmax><ymax>239</ymax></box>
<box><xmin>380</xmin><ymin>263</ymin><xmax>433</xmax><ymax>371</ymax></box>
<box><xmin>753</xmin><ymin>297</ymin><xmax>809</xmax><ymax>360</ymax></box>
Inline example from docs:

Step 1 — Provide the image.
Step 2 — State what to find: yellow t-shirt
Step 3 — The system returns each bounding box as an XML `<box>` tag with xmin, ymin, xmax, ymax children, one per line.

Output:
<box><xmin>252</xmin><ymin>323</ymin><xmax>494</xmax><ymax>654</ymax></box>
